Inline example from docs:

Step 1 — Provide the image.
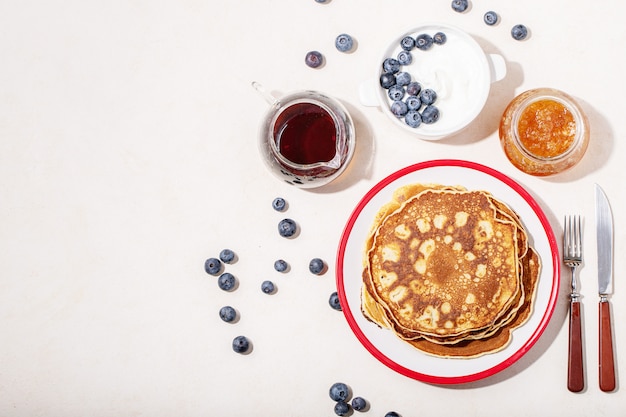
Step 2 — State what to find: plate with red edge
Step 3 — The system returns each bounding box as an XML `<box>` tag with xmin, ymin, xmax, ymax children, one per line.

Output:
<box><xmin>335</xmin><ymin>159</ymin><xmax>560</xmax><ymax>384</ymax></box>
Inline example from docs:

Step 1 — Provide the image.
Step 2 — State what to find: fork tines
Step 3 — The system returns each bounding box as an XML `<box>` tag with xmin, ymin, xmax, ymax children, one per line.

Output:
<box><xmin>564</xmin><ymin>215</ymin><xmax>582</xmax><ymax>261</ymax></box>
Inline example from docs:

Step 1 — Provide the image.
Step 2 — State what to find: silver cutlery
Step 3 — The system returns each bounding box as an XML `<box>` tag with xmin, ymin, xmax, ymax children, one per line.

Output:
<box><xmin>595</xmin><ymin>184</ymin><xmax>616</xmax><ymax>392</ymax></box>
<box><xmin>564</xmin><ymin>214</ymin><xmax>584</xmax><ymax>392</ymax></box>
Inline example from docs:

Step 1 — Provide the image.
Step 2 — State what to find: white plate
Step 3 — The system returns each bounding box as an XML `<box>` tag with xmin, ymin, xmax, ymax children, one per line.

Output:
<box><xmin>336</xmin><ymin>160</ymin><xmax>560</xmax><ymax>384</ymax></box>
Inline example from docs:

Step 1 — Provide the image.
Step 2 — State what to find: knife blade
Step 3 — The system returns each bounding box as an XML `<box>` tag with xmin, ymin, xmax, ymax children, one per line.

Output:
<box><xmin>595</xmin><ymin>183</ymin><xmax>615</xmax><ymax>392</ymax></box>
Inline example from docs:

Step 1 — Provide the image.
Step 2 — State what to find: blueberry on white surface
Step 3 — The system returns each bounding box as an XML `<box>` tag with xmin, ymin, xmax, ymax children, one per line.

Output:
<box><xmin>379</xmin><ymin>73</ymin><xmax>396</xmax><ymax>89</ymax></box>
<box><xmin>511</xmin><ymin>24</ymin><xmax>528</xmax><ymax>40</ymax></box>
<box><xmin>334</xmin><ymin>401</ymin><xmax>350</xmax><ymax>416</ymax></box>
<box><xmin>219</xmin><ymin>249</ymin><xmax>235</xmax><ymax>264</ymax></box>
<box><xmin>433</xmin><ymin>31</ymin><xmax>447</xmax><ymax>45</ymax></box>
<box><xmin>232</xmin><ymin>335</ymin><xmax>250</xmax><ymax>353</ymax></box>
<box><xmin>385</xmin><ymin>412</ymin><xmax>401</xmax><ymax>417</ymax></box>
<box><xmin>309</xmin><ymin>258</ymin><xmax>326</xmax><ymax>275</ymax></box>
<box><xmin>390</xmin><ymin>100</ymin><xmax>408</xmax><ymax>117</ymax></box>
<box><xmin>419</xmin><ymin>88</ymin><xmax>437</xmax><ymax>105</ymax></box>
<box><xmin>329</xmin><ymin>292</ymin><xmax>342</xmax><ymax>310</ymax></box>
<box><xmin>405</xmin><ymin>111</ymin><xmax>422</xmax><ymax>128</ymax></box>
<box><xmin>451</xmin><ymin>0</ymin><xmax>468</xmax><ymax>13</ymax></box>
<box><xmin>421</xmin><ymin>105</ymin><xmax>440</xmax><ymax>124</ymax></box>
<box><xmin>387</xmin><ymin>85</ymin><xmax>405</xmax><ymax>101</ymax></box>
<box><xmin>217</xmin><ymin>272</ymin><xmax>236</xmax><ymax>291</ymax></box>
<box><xmin>272</xmin><ymin>197</ymin><xmax>287</xmax><ymax>212</ymax></box>
<box><xmin>335</xmin><ymin>33</ymin><xmax>354</xmax><ymax>52</ymax></box>
<box><xmin>405</xmin><ymin>81</ymin><xmax>421</xmax><ymax>97</ymax></box>
<box><xmin>405</xmin><ymin>96</ymin><xmax>421</xmax><ymax>111</ymax></box>
<box><xmin>305</xmin><ymin>50</ymin><xmax>324</xmax><ymax>68</ymax></box>
<box><xmin>396</xmin><ymin>50</ymin><xmax>412</xmax><ymax>65</ymax></box>
<box><xmin>329</xmin><ymin>382</ymin><xmax>350</xmax><ymax>402</ymax></box>
<box><xmin>400</xmin><ymin>35</ymin><xmax>415</xmax><ymax>51</ymax></box>
<box><xmin>261</xmin><ymin>280</ymin><xmax>275</xmax><ymax>294</ymax></box>
<box><xmin>219</xmin><ymin>306</ymin><xmax>237</xmax><ymax>323</ymax></box>
<box><xmin>415</xmin><ymin>33</ymin><xmax>434</xmax><ymax>50</ymax></box>
<box><xmin>395</xmin><ymin>71</ymin><xmax>411</xmax><ymax>87</ymax></box>
<box><xmin>204</xmin><ymin>257</ymin><xmax>222</xmax><ymax>275</ymax></box>
<box><xmin>351</xmin><ymin>396</ymin><xmax>367</xmax><ymax>411</ymax></box>
<box><xmin>484</xmin><ymin>11</ymin><xmax>498</xmax><ymax>26</ymax></box>
<box><xmin>278</xmin><ymin>218</ymin><xmax>297</xmax><ymax>238</ymax></box>
<box><xmin>382</xmin><ymin>58</ymin><xmax>400</xmax><ymax>74</ymax></box>
<box><xmin>274</xmin><ymin>259</ymin><xmax>288</xmax><ymax>272</ymax></box>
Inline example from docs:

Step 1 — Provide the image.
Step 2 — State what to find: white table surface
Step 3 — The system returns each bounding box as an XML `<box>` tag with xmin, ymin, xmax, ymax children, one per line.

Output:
<box><xmin>1</xmin><ymin>1</ymin><xmax>624</xmax><ymax>416</ymax></box>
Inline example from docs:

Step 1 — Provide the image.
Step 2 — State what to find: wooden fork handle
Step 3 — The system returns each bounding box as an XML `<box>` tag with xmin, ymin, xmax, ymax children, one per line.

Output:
<box><xmin>568</xmin><ymin>300</ymin><xmax>584</xmax><ymax>392</ymax></box>
<box><xmin>599</xmin><ymin>300</ymin><xmax>616</xmax><ymax>392</ymax></box>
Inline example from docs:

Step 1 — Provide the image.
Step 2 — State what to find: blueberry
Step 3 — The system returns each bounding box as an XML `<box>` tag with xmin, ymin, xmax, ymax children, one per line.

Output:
<box><xmin>385</xmin><ymin>413</ymin><xmax>400</xmax><ymax>417</ymax></box>
<box><xmin>405</xmin><ymin>111</ymin><xmax>422</xmax><ymax>128</ymax></box>
<box><xmin>405</xmin><ymin>96</ymin><xmax>421</xmax><ymax>111</ymax></box>
<box><xmin>351</xmin><ymin>397</ymin><xmax>367</xmax><ymax>411</ymax></box>
<box><xmin>309</xmin><ymin>258</ymin><xmax>326</xmax><ymax>275</ymax></box>
<box><xmin>405</xmin><ymin>81</ymin><xmax>422</xmax><ymax>96</ymax></box>
<box><xmin>219</xmin><ymin>249</ymin><xmax>235</xmax><ymax>264</ymax></box>
<box><xmin>395</xmin><ymin>71</ymin><xmax>411</xmax><ymax>87</ymax></box>
<box><xmin>261</xmin><ymin>280</ymin><xmax>275</xmax><ymax>294</ymax></box>
<box><xmin>232</xmin><ymin>335</ymin><xmax>250</xmax><ymax>354</ymax></box>
<box><xmin>415</xmin><ymin>33</ymin><xmax>434</xmax><ymax>50</ymax></box>
<box><xmin>400</xmin><ymin>36</ymin><xmax>416</xmax><ymax>51</ymax></box>
<box><xmin>219</xmin><ymin>306</ymin><xmax>237</xmax><ymax>323</ymax></box>
<box><xmin>382</xmin><ymin>58</ymin><xmax>400</xmax><ymax>74</ymax></box>
<box><xmin>272</xmin><ymin>197</ymin><xmax>287</xmax><ymax>212</ymax></box>
<box><xmin>387</xmin><ymin>85</ymin><xmax>405</xmax><ymax>101</ymax></box>
<box><xmin>334</xmin><ymin>401</ymin><xmax>350</xmax><ymax>416</ymax></box>
<box><xmin>396</xmin><ymin>50</ymin><xmax>412</xmax><ymax>65</ymax></box>
<box><xmin>419</xmin><ymin>88</ymin><xmax>437</xmax><ymax>105</ymax></box>
<box><xmin>433</xmin><ymin>32</ymin><xmax>447</xmax><ymax>45</ymax></box>
<box><xmin>305</xmin><ymin>50</ymin><xmax>324</xmax><ymax>68</ymax></box>
<box><xmin>329</xmin><ymin>382</ymin><xmax>350</xmax><ymax>401</ymax></box>
<box><xmin>278</xmin><ymin>218</ymin><xmax>297</xmax><ymax>238</ymax></box>
<box><xmin>218</xmin><ymin>272</ymin><xmax>236</xmax><ymax>291</ymax></box>
<box><xmin>329</xmin><ymin>291</ymin><xmax>342</xmax><ymax>310</ymax></box>
<box><xmin>451</xmin><ymin>0</ymin><xmax>468</xmax><ymax>13</ymax></box>
<box><xmin>390</xmin><ymin>100</ymin><xmax>408</xmax><ymax>117</ymax></box>
<box><xmin>484</xmin><ymin>11</ymin><xmax>498</xmax><ymax>26</ymax></box>
<box><xmin>379</xmin><ymin>72</ymin><xmax>396</xmax><ymax>89</ymax></box>
<box><xmin>511</xmin><ymin>24</ymin><xmax>528</xmax><ymax>41</ymax></box>
<box><xmin>204</xmin><ymin>257</ymin><xmax>222</xmax><ymax>275</ymax></box>
<box><xmin>315</xmin><ymin>0</ymin><xmax>328</xmax><ymax>2</ymax></box>
<box><xmin>421</xmin><ymin>105</ymin><xmax>440</xmax><ymax>124</ymax></box>
<box><xmin>274</xmin><ymin>259</ymin><xmax>288</xmax><ymax>272</ymax></box>
<box><xmin>335</xmin><ymin>33</ymin><xmax>354</xmax><ymax>52</ymax></box>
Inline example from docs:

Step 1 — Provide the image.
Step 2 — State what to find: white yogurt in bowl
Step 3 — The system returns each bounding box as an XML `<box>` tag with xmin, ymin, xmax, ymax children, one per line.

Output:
<box><xmin>359</xmin><ymin>23</ymin><xmax>506</xmax><ymax>140</ymax></box>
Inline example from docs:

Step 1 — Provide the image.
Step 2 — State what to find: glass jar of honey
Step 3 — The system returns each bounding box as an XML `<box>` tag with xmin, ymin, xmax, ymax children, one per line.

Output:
<box><xmin>499</xmin><ymin>88</ymin><xmax>590</xmax><ymax>176</ymax></box>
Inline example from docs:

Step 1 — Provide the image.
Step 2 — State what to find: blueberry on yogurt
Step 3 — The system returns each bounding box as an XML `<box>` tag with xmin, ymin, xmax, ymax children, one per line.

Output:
<box><xmin>419</xmin><ymin>88</ymin><xmax>437</xmax><ymax>105</ymax></box>
<box><xmin>406</xmin><ymin>81</ymin><xmax>422</xmax><ymax>96</ymax></box>
<box><xmin>395</xmin><ymin>71</ymin><xmax>411</xmax><ymax>87</ymax></box>
<box><xmin>421</xmin><ymin>105</ymin><xmax>440</xmax><ymax>124</ymax></box>
<box><xmin>390</xmin><ymin>100</ymin><xmax>408</xmax><ymax>117</ymax></box>
<box><xmin>433</xmin><ymin>31</ymin><xmax>447</xmax><ymax>45</ymax></box>
<box><xmin>405</xmin><ymin>96</ymin><xmax>421</xmax><ymax>111</ymax></box>
<box><xmin>382</xmin><ymin>58</ymin><xmax>401</xmax><ymax>74</ymax></box>
<box><xmin>405</xmin><ymin>111</ymin><xmax>422</xmax><ymax>128</ymax></box>
<box><xmin>415</xmin><ymin>33</ymin><xmax>434</xmax><ymax>50</ymax></box>
<box><xmin>400</xmin><ymin>35</ymin><xmax>416</xmax><ymax>51</ymax></box>
<box><xmin>387</xmin><ymin>85</ymin><xmax>405</xmax><ymax>101</ymax></box>
<box><xmin>396</xmin><ymin>50</ymin><xmax>412</xmax><ymax>65</ymax></box>
<box><xmin>379</xmin><ymin>72</ymin><xmax>396</xmax><ymax>89</ymax></box>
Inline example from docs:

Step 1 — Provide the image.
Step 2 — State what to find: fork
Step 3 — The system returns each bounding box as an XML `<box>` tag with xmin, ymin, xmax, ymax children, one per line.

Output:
<box><xmin>564</xmin><ymin>215</ymin><xmax>584</xmax><ymax>392</ymax></box>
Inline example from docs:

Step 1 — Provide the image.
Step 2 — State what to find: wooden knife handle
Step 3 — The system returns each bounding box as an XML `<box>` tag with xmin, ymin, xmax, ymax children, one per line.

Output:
<box><xmin>568</xmin><ymin>300</ymin><xmax>584</xmax><ymax>392</ymax></box>
<box><xmin>599</xmin><ymin>300</ymin><xmax>616</xmax><ymax>392</ymax></box>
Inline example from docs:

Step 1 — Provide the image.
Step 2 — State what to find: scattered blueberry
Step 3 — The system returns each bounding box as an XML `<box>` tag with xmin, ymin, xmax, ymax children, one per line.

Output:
<box><xmin>335</xmin><ymin>33</ymin><xmax>354</xmax><ymax>52</ymax></box>
<box><xmin>451</xmin><ymin>0</ymin><xmax>468</xmax><ymax>13</ymax></box>
<box><xmin>379</xmin><ymin>72</ymin><xmax>396</xmax><ymax>89</ymax></box>
<box><xmin>405</xmin><ymin>111</ymin><xmax>422</xmax><ymax>128</ymax></box>
<box><xmin>219</xmin><ymin>249</ymin><xmax>235</xmax><ymax>264</ymax></box>
<box><xmin>415</xmin><ymin>33</ymin><xmax>434</xmax><ymax>50</ymax></box>
<box><xmin>261</xmin><ymin>280</ymin><xmax>275</xmax><ymax>294</ymax></box>
<box><xmin>419</xmin><ymin>88</ymin><xmax>437</xmax><ymax>105</ymax></box>
<box><xmin>272</xmin><ymin>197</ymin><xmax>287</xmax><ymax>212</ymax></box>
<box><xmin>334</xmin><ymin>401</ymin><xmax>350</xmax><ymax>416</ymax></box>
<box><xmin>315</xmin><ymin>0</ymin><xmax>328</xmax><ymax>2</ymax></box>
<box><xmin>218</xmin><ymin>272</ymin><xmax>236</xmax><ymax>291</ymax></box>
<box><xmin>390</xmin><ymin>100</ymin><xmax>408</xmax><ymax>117</ymax></box>
<box><xmin>278</xmin><ymin>218</ymin><xmax>297</xmax><ymax>238</ymax></box>
<box><xmin>421</xmin><ymin>105</ymin><xmax>440</xmax><ymax>124</ymax></box>
<box><xmin>232</xmin><ymin>335</ymin><xmax>250</xmax><ymax>354</ymax></box>
<box><xmin>396</xmin><ymin>50</ymin><xmax>412</xmax><ymax>65</ymax></box>
<box><xmin>204</xmin><ymin>257</ymin><xmax>222</xmax><ymax>275</ymax></box>
<box><xmin>387</xmin><ymin>85</ymin><xmax>405</xmax><ymax>101</ymax></box>
<box><xmin>382</xmin><ymin>58</ymin><xmax>400</xmax><ymax>74</ymax></box>
<box><xmin>405</xmin><ymin>81</ymin><xmax>422</xmax><ymax>96</ymax></box>
<box><xmin>305</xmin><ymin>50</ymin><xmax>324</xmax><ymax>68</ymax></box>
<box><xmin>511</xmin><ymin>24</ymin><xmax>528</xmax><ymax>41</ymax></box>
<box><xmin>329</xmin><ymin>382</ymin><xmax>350</xmax><ymax>402</ymax></box>
<box><xmin>309</xmin><ymin>258</ymin><xmax>326</xmax><ymax>275</ymax></box>
<box><xmin>484</xmin><ymin>11</ymin><xmax>498</xmax><ymax>26</ymax></box>
<box><xmin>329</xmin><ymin>291</ymin><xmax>342</xmax><ymax>310</ymax></box>
<box><xmin>405</xmin><ymin>96</ymin><xmax>421</xmax><ymax>111</ymax></box>
<box><xmin>219</xmin><ymin>306</ymin><xmax>237</xmax><ymax>323</ymax></box>
<box><xmin>395</xmin><ymin>71</ymin><xmax>411</xmax><ymax>87</ymax></box>
<box><xmin>400</xmin><ymin>36</ymin><xmax>416</xmax><ymax>51</ymax></box>
<box><xmin>433</xmin><ymin>31</ymin><xmax>447</xmax><ymax>45</ymax></box>
<box><xmin>274</xmin><ymin>259</ymin><xmax>288</xmax><ymax>272</ymax></box>
<box><xmin>351</xmin><ymin>397</ymin><xmax>367</xmax><ymax>412</ymax></box>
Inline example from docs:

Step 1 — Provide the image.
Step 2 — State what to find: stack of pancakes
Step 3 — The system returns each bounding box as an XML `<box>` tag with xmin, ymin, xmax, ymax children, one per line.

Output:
<box><xmin>361</xmin><ymin>183</ymin><xmax>540</xmax><ymax>358</ymax></box>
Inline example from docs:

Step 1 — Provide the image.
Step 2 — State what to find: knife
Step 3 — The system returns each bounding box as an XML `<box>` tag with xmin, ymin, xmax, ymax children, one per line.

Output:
<box><xmin>595</xmin><ymin>183</ymin><xmax>616</xmax><ymax>392</ymax></box>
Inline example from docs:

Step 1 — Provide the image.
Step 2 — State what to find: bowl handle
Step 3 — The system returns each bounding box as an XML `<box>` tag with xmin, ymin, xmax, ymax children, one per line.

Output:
<box><xmin>488</xmin><ymin>54</ymin><xmax>507</xmax><ymax>83</ymax></box>
<box><xmin>358</xmin><ymin>78</ymin><xmax>380</xmax><ymax>107</ymax></box>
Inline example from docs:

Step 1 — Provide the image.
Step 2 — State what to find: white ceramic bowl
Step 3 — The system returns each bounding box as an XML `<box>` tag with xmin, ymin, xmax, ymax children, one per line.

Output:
<box><xmin>359</xmin><ymin>23</ymin><xmax>506</xmax><ymax>140</ymax></box>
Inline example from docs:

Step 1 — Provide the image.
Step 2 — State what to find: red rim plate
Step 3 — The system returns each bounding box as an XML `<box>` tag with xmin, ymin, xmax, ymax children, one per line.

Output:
<box><xmin>336</xmin><ymin>159</ymin><xmax>560</xmax><ymax>384</ymax></box>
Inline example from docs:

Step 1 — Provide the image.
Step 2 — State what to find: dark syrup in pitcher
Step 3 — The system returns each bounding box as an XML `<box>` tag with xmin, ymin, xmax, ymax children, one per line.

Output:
<box><xmin>274</xmin><ymin>102</ymin><xmax>337</xmax><ymax>165</ymax></box>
